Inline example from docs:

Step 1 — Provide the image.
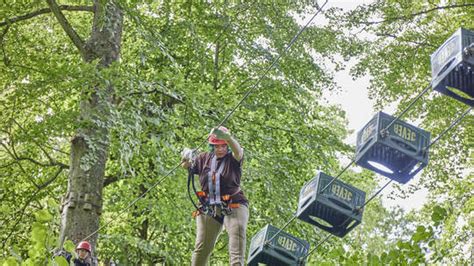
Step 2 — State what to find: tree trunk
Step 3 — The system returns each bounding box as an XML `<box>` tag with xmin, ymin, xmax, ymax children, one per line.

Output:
<box><xmin>58</xmin><ymin>0</ymin><xmax>123</xmax><ymax>253</ymax></box>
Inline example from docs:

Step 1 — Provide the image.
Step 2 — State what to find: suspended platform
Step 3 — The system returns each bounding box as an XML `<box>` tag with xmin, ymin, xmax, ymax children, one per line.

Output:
<box><xmin>431</xmin><ymin>28</ymin><xmax>474</xmax><ymax>106</ymax></box>
<box><xmin>355</xmin><ymin>112</ymin><xmax>431</xmax><ymax>183</ymax></box>
<box><xmin>248</xmin><ymin>224</ymin><xmax>309</xmax><ymax>266</ymax></box>
<box><xmin>296</xmin><ymin>172</ymin><xmax>366</xmax><ymax>237</ymax></box>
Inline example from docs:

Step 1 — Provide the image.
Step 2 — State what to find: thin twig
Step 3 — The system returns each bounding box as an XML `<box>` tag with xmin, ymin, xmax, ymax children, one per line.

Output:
<box><xmin>362</xmin><ymin>4</ymin><xmax>474</xmax><ymax>25</ymax></box>
<box><xmin>0</xmin><ymin>5</ymin><xmax>93</xmax><ymax>27</ymax></box>
<box><xmin>1</xmin><ymin>167</ymin><xmax>64</xmax><ymax>249</ymax></box>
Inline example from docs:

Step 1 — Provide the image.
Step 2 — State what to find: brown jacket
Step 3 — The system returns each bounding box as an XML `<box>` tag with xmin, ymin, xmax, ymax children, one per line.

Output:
<box><xmin>192</xmin><ymin>152</ymin><xmax>248</xmax><ymax>205</ymax></box>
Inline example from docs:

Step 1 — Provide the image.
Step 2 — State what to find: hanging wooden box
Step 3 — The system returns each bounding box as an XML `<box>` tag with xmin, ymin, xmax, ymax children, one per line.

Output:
<box><xmin>431</xmin><ymin>28</ymin><xmax>474</xmax><ymax>106</ymax></box>
<box><xmin>247</xmin><ymin>224</ymin><xmax>309</xmax><ymax>266</ymax></box>
<box><xmin>355</xmin><ymin>112</ymin><xmax>431</xmax><ymax>184</ymax></box>
<box><xmin>296</xmin><ymin>172</ymin><xmax>366</xmax><ymax>237</ymax></box>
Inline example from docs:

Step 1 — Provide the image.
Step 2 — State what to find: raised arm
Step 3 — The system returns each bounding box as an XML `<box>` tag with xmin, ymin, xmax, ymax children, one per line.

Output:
<box><xmin>211</xmin><ymin>127</ymin><xmax>243</xmax><ymax>161</ymax></box>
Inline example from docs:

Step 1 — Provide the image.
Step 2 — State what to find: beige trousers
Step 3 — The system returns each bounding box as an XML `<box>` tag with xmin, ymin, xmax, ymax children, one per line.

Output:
<box><xmin>191</xmin><ymin>205</ymin><xmax>249</xmax><ymax>266</ymax></box>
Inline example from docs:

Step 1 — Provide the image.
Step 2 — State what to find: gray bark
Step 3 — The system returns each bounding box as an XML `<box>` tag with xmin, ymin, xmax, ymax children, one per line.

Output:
<box><xmin>58</xmin><ymin>0</ymin><xmax>123</xmax><ymax>253</ymax></box>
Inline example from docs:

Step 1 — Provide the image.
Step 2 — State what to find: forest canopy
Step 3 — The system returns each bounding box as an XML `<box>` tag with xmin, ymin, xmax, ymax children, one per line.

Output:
<box><xmin>0</xmin><ymin>0</ymin><xmax>472</xmax><ymax>265</ymax></box>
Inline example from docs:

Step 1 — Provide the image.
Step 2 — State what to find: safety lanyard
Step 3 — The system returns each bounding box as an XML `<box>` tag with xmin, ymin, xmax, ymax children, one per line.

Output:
<box><xmin>208</xmin><ymin>155</ymin><xmax>225</xmax><ymax>205</ymax></box>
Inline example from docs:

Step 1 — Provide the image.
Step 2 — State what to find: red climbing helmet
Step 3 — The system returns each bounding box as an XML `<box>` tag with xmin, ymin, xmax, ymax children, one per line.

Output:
<box><xmin>208</xmin><ymin>126</ymin><xmax>229</xmax><ymax>145</ymax></box>
<box><xmin>76</xmin><ymin>241</ymin><xmax>91</xmax><ymax>253</ymax></box>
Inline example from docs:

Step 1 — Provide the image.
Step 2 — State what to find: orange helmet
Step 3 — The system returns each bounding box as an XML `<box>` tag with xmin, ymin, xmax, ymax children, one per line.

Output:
<box><xmin>208</xmin><ymin>126</ymin><xmax>228</xmax><ymax>145</ymax></box>
<box><xmin>76</xmin><ymin>241</ymin><xmax>91</xmax><ymax>253</ymax></box>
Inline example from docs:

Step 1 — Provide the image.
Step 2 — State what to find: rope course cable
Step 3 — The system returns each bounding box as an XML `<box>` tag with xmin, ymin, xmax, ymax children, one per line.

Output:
<box><xmin>263</xmin><ymin>93</ymin><xmax>472</xmax><ymax>252</ymax></box>
<box><xmin>265</xmin><ymin>157</ymin><xmax>355</xmax><ymax>244</ymax></box>
<box><xmin>217</xmin><ymin>0</ymin><xmax>329</xmax><ymax>128</ymax></box>
<box><xmin>80</xmin><ymin>162</ymin><xmax>185</xmax><ymax>242</ymax></box>
<box><xmin>303</xmin><ymin>179</ymin><xmax>393</xmax><ymax>258</ymax></box>
<box><xmin>426</xmin><ymin>106</ymin><xmax>473</xmax><ymax>150</ymax></box>
<box><xmin>383</xmin><ymin>83</ymin><xmax>432</xmax><ymax>132</ymax></box>
<box><xmin>79</xmin><ymin>0</ymin><xmax>328</xmax><ymax>243</ymax></box>
<box><xmin>302</xmin><ymin>106</ymin><xmax>472</xmax><ymax>260</ymax></box>
<box><xmin>263</xmin><ymin>84</ymin><xmax>435</xmax><ymax>245</ymax></box>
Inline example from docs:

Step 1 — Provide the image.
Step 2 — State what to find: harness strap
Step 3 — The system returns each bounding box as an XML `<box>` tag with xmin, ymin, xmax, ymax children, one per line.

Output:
<box><xmin>228</xmin><ymin>203</ymin><xmax>240</xmax><ymax>209</ymax></box>
<box><xmin>192</xmin><ymin>192</ymin><xmax>241</xmax><ymax>219</ymax></box>
<box><xmin>208</xmin><ymin>155</ymin><xmax>225</xmax><ymax>205</ymax></box>
<box><xmin>195</xmin><ymin>192</ymin><xmax>240</xmax><ymax>206</ymax></box>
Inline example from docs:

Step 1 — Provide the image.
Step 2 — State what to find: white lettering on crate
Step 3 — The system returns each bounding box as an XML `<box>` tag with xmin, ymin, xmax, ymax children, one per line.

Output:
<box><xmin>277</xmin><ymin>236</ymin><xmax>299</xmax><ymax>253</ymax></box>
<box><xmin>394</xmin><ymin>124</ymin><xmax>417</xmax><ymax>142</ymax></box>
<box><xmin>331</xmin><ymin>184</ymin><xmax>353</xmax><ymax>202</ymax></box>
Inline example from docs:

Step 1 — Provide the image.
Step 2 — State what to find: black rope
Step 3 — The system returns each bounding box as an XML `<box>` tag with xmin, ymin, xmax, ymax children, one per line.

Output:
<box><xmin>304</xmin><ymin>106</ymin><xmax>472</xmax><ymax>260</ymax></box>
<box><xmin>81</xmin><ymin>162</ymin><xmax>185</xmax><ymax>242</ymax></box>
<box><xmin>320</xmin><ymin>159</ymin><xmax>356</xmax><ymax>194</ymax></box>
<box><xmin>425</xmin><ymin>106</ymin><xmax>473</xmax><ymax>150</ymax></box>
<box><xmin>187</xmin><ymin>168</ymin><xmax>203</xmax><ymax>212</ymax></box>
<box><xmin>306</xmin><ymin>233</ymin><xmax>332</xmax><ymax>257</ymax></box>
<box><xmin>217</xmin><ymin>0</ymin><xmax>328</xmax><ymax>128</ymax></box>
<box><xmin>383</xmin><ymin>83</ymin><xmax>432</xmax><ymax>132</ymax></box>
<box><xmin>79</xmin><ymin>1</ymin><xmax>328</xmax><ymax>243</ymax></box>
<box><xmin>265</xmin><ymin>157</ymin><xmax>355</xmax><ymax>245</ymax></box>
<box><xmin>264</xmin><ymin>215</ymin><xmax>298</xmax><ymax>245</ymax></box>
<box><xmin>360</xmin><ymin>180</ymin><xmax>393</xmax><ymax>209</ymax></box>
<box><xmin>303</xmin><ymin>179</ymin><xmax>393</xmax><ymax>258</ymax></box>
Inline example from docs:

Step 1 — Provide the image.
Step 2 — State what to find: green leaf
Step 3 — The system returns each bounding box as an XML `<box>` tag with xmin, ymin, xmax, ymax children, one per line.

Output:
<box><xmin>412</xmin><ymin>225</ymin><xmax>432</xmax><ymax>243</ymax></box>
<box><xmin>431</xmin><ymin>206</ymin><xmax>447</xmax><ymax>224</ymax></box>
<box><xmin>396</xmin><ymin>240</ymin><xmax>411</xmax><ymax>250</ymax></box>
<box><xmin>3</xmin><ymin>257</ymin><xmax>19</xmax><ymax>266</ymax></box>
<box><xmin>367</xmin><ymin>253</ymin><xmax>380</xmax><ymax>265</ymax></box>
<box><xmin>34</xmin><ymin>209</ymin><xmax>53</xmax><ymax>223</ymax></box>
<box><xmin>31</xmin><ymin>223</ymin><xmax>46</xmax><ymax>244</ymax></box>
<box><xmin>47</xmin><ymin>198</ymin><xmax>58</xmax><ymax>209</ymax></box>
<box><xmin>53</xmin><ymin>256</ymin><xmax>69</xmax><ymax>266</ymax></box>
<box><xmin>64</xmin><ymin>240</ymin><xmax>76</xmax><ymax>253</ymax></box>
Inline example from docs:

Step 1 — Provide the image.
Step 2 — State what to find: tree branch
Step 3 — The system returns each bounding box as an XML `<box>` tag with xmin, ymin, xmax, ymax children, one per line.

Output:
<box><xmin>127</xmin><ymin>83</ymin><xmax>185</xmax><ymax>104</ymax></box>
<box><xmin>4</xmin><ymin>63</ymin><xmax>48</xmax><ymax>74</ymax></box>
<box><xmin>0</xmin><ymin>141</ymin><xmax>39</xmax><ymax>188</ymax></box>
<box><xmin>16</xmin><ymin>156</ymin><xmax>68</xmax><ymax>168</ymax></box>
<box><xmin>0</xmin><ymin>161</ymin><xmax>17</xmax><ymax>169</ymax></box>
<box><xmin>375</xmin><ymin>32</ymin><xmax>437</xmax><ymax>48</ymax></box>
<box><xmin>103</xmin><ymin>175</ymin><xmax>119</xmax><ymax>187</ymax></box>
<box><xmin>45</xmin><ymin>0</ymin><xmax>88</xmax><ymax>56</ymax></box>
<box><xmin>0</xmin><ymin>25</ymin><xmax>10</xmax><ymax>65</ymax></box>
<box><xmin>1</xmin><ymin>167</ymin><xmax>63</xmax><ymax>249</ymax></box>
<box><xmin>0</xmin><ymin>140</ymin><xmax>68</xmax><ymax>170</ymax></box>
<box><xmin>0</xmin><ymin>5</ymin><xmax>93</xmax><ymax>27</ymax></box>
<box><xmin>213</xmin><ymin>41</ymin><xmax>220</xmax><ymax>90</ymax></box>
<box><xmin>11</xmin><ymin>119</ymin><xmax>69</xmax><ymax>168</ymax></box>
<box><xmin>363</xmin><ymin>4</ymin><xmax>474</xmax><ymax>25</ymax></box>
<box><xmin>12</xmin><ymin>120</ymin><xmax>58</xmax><ymax>164</ymax></box>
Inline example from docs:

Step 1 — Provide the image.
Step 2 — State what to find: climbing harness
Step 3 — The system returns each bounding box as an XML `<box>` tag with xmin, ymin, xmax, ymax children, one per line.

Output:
<box><xmin>186</xmin><ymin>153</ymin><xmax>241</xmax><ymax>224</ymax></box>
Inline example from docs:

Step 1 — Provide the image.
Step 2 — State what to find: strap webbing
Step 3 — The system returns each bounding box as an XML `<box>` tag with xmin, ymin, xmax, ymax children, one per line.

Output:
<box><xmin>208</xmin><ymin>155</ymin><xmax>225</xmax><ymax>205</ymax></box>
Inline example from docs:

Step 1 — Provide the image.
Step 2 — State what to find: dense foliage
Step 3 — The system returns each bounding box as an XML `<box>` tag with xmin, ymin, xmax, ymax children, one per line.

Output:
<box><xmin>0</xmin><ymin>0</ymin><xmax>472</xmax><ymax>265</ymax></box>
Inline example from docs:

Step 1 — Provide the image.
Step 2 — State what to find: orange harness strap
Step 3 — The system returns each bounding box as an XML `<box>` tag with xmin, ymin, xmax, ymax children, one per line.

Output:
<box><xmin>191</xmin><ymin>192</ymin><xmax>240</xmax><ymax>219</ymax></box>
<box><xmin>192</xmin><ymin>210</ymin><xmax>201</xmax><ymax>218</ymax></box>
<box><xmin>228</xmin><ymin>203</ymin><xmax>240</xmax><ymax>209</ymax></box>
